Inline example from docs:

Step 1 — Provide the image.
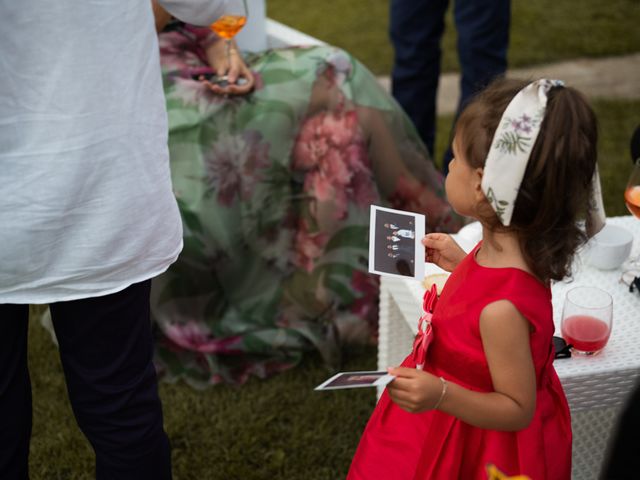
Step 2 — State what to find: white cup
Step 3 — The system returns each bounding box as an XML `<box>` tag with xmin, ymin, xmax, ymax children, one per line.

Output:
<box><xmin>583</xmin><ymin>223</ymin><xmax>633</xmax><ymax>270</ymax></box>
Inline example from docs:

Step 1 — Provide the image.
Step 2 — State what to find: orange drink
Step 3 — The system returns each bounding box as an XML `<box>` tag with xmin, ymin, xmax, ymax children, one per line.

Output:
<box><xmin>624</xmin><ymin>185</ymin><xmax>640</xmax><ymax>218</ymax></box>
<box><xmin>210</xmin><ymin>15</ymin><xmax>247</xmax><ymax>39</ymax></box>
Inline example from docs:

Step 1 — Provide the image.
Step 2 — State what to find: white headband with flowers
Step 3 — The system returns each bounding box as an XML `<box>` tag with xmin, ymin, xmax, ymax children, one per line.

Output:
<box><xmin>481</xmin><ymin>79</ymin><xmax>605</xmax><ymax>236</ymax></box>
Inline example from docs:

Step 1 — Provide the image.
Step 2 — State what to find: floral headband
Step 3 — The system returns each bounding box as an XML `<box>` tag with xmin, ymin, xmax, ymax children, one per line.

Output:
<box><xmin>481</xmin><ymin>79</ymin><xmax>606</xmax><ymax>236</ymax></box>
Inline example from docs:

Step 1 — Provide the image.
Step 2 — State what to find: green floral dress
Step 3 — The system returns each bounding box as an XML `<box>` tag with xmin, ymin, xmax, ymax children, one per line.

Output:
<box><xmin>153</xmin><ymin>24</ymin><xmax>461</xmax><ymax>388</ymax></box>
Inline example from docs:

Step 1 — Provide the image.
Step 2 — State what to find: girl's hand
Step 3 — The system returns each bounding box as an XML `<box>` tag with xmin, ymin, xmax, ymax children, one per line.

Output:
<box><xmin>386</xmin><ymin>367</ymin><xmax>443</xmax><ymax>413</ymax></box>
<box><xmin>203</xmin><ymin>38</ymin><xmax>255</xmax><ymax>96</ymax></box>
<box><xmin>422</xmin><ymin>233</ymin><xmax>466</xmax><ymax>272</ymax></box>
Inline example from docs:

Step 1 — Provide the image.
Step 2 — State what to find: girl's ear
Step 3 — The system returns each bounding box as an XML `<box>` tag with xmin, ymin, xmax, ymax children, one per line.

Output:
<box><xmin>473</xmin><ymin>167</ymin><xmax>485</xmax><ymax>201</ymax></box>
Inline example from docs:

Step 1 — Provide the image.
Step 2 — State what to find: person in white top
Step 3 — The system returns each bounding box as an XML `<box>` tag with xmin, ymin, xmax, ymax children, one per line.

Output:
<box><xmin>0</xmin><ymin>1</ymin><xmax>228</xmax><ymax>477</ymax></box>
<box><xmin>393</xmin><ymin>228</ymin><xmax>415</xmax><ymax>239</ymax></box>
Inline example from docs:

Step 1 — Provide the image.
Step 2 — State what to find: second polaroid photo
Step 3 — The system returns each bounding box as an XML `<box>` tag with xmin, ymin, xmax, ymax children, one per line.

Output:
<box><xmin>314</xmin><ymin>371</ymin><xmax>395</xmax><ymax>391</ymax></box>
<box><xmin>368</xmin><ymin>205</ymin><xmax>425</xmax><ymax>281</ymax></box>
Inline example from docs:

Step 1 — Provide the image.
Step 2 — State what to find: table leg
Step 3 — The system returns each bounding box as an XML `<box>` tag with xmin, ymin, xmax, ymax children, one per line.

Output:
<box><xmin>377</xmin><ymin>279</ymin><xmax>415</xmax><ymax>398</ymax></box>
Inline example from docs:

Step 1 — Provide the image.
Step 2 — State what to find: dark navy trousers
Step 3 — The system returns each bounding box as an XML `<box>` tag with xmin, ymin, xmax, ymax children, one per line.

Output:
<box><xmin>0</xmin><ymin>280</ymin><xmax>171</xmax><ymax>480</ymax></box>
<box><xmin>390</xmin><ymin>0</ymin><xmax>510</xmax><ymax>172</ymax></box>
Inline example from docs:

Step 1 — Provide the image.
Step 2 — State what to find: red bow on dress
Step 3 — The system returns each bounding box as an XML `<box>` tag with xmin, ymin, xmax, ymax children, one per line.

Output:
<box><xmin>412</xmin><ymin>284</ymin><xmax>438</xmax><ymax>370</ymax></box>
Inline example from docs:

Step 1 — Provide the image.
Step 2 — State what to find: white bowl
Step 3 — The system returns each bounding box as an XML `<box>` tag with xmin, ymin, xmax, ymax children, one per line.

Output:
<box><xmin>583</xmin><ymin>223</ymin><xmax>633</xmax><ymax>270</ymax></box>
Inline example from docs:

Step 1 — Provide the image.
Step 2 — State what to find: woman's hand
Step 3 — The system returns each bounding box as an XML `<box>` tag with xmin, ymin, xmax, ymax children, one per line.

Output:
<box><xmin>422</xmin><ymin>233</ymin><xmax>466</xmax><ymax>272</ymax></box>
<box><xmin>386</xmin><ymin>367</ymin><xmax>444</xmax><ymax>413</ymax></box>
<box><xmin>203</xmin><ymin>38</ymin><xmax>254</xmax><ymax>96</ymax></box>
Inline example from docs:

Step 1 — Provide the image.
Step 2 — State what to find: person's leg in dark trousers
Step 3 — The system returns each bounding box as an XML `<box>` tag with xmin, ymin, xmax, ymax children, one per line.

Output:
<box><xmin>441</xmin><ymin>0</ymin><xmax>511</xmax><ymax>173</ymax></box>
<box><xmin>50</xmin><ymin>280</ymin><xmax>171</xmax><ymax>480</ymax></box>
<box><xmin>0</xmin><ymin>305</ymin><xmax>31</xmax><ymax>480</ymax></box>
<box><xmin>390</xmin><ymin>0</ymin><xmax>450</xmax><ymax>158</ymax></box>
<box><xmin>455</xmin><ymin>0</ymin><xmax>510</xmax><ymax>112</ymax></box>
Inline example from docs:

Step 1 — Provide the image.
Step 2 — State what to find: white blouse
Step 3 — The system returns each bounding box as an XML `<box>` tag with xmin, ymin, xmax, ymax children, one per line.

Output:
<box><xmin>0</xmin><ymin>0</ymin><xmax>227</xmax><ymax>303</ymax></box>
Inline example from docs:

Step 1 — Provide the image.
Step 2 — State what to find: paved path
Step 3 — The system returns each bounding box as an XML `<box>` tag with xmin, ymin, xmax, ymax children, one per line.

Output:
<box><xmin>377</xmin><ymin>53</ymin><xmax>640</xmax><ymax>115</ymax></box>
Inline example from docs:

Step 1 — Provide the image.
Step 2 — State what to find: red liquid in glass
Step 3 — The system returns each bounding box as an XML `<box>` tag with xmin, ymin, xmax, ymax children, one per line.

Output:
<box><xmin>562</xmin><ymin>315</ymin><xmax>611</xmax><ymax>353</ymax></box>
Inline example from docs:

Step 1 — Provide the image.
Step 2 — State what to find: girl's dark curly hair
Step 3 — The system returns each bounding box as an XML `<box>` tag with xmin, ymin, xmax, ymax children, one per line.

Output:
<box><xmin>454</xmin><ymin>78</ymin><xmax>599</xmax><ymax>282</ymax></box>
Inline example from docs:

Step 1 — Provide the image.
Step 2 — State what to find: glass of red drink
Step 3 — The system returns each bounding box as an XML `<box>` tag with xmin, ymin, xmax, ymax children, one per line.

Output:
<box><xmin>561</xmin><ymin>286</ymin><xmax>613</xmax><ymax>356</ymax></box>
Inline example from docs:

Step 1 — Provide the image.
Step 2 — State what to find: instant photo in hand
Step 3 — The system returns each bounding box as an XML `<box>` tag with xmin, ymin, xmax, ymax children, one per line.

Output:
<box><xmin>368</xmin><ymin>205</ymin><xmax>425</xmax><ymax>280</ymax></box>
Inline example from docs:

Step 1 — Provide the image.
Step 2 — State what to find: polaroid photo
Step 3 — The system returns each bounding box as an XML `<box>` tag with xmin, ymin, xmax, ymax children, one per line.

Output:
<box><xmin>368</xmin><ymin>205</ymin><xmax>426</xmax><ymax>281</ymax></box>
<box><xmin>314</xmin><ymin>371</ymin><xmax>395</xmax><ymax>391</ymax></box>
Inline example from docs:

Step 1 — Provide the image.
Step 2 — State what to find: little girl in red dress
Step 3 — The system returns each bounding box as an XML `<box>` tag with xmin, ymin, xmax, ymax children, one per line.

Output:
<box><xmin>348</xmin><ymin>78</ymin><xmax>605</xmax><ymax>479</ymax></box>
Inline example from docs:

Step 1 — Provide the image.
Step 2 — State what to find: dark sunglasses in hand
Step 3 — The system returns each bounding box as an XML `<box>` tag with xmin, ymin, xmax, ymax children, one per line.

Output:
<box><xmin>553</xmin><ymin>336</ymin><xmax>572</xmax><ymax>359</ymax></box>
<box><xmin>621</xmin><ymin>269</ymin><xmax>640</xmax><ymax>295</ymax></box>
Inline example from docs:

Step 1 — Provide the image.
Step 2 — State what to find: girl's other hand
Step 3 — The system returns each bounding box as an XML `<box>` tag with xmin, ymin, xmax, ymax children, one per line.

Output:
<box><xmin>386</xmin><ymin>367</ymin><xmax>442</xmax><ymax>413</ymax></box>
<box><xmin>204</xmin><ymin>39</ymin><xmax>255</xmax><ymax>96</ymax></box>
<box><xmin>422</xmin><ymin>233</ymin><xmax>465</xmax><ymax>272</ymax></box>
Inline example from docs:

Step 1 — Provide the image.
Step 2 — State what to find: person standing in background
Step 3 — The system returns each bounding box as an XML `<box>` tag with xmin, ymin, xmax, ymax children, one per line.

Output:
<box><xmin>390</xmin><ymin>0</ymin><xmax>510</xmax><ymax>173</ymax></box>
<box><xmin>0</xmin><ymin>1</ymin><xmax>228</xmax><ymax>478</ymax></box>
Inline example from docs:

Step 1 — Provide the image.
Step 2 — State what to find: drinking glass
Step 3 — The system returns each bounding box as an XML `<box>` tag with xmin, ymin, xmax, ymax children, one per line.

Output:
<box><xmin>208</xmin><ymin>0</ymin><xmax>248</xmax><ymax>86</ymax></box>
<box><xmin>625</xmin><ymin>159</ymin><xmax>640</xmax><ymax>219</ymax></box>
<box><xmin>623</xmin><ymin>159</ymin><xmax>640</xmax><ymax>271</ymax></box>
<box><xmin>561</xmin><ymin>286</ymin><xmax>613</xmax><ymax>356</ymax></box>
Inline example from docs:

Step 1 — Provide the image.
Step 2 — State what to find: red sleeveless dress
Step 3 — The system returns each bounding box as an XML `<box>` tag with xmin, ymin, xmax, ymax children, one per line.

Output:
<box><xmin>348</xmin><ymin>244</ymin><xmax>571</xmax><ymax>480</ymax></box>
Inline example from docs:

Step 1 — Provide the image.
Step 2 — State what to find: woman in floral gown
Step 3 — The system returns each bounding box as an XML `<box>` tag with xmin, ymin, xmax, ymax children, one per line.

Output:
<box><xmin>152</xmin><ymin>16</ymin><xmax>461</xmax><ymax>387</ymax></box>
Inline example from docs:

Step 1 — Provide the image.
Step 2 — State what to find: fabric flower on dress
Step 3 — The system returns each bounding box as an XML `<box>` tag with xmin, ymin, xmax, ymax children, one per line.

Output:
<box><xmin>293</xmin><ymin>220</ymin><xmax>329</xmax><ymax>272</ymax></box>
<box><xmin>163</xmin><ymin>321</ymin><xmax>243</xmax><ymax>354</ymax></box>
<box><xmin>158</xmin><ymin>30</ymin><xmax>204</xmax><ymax>73</ymax></box>
<box><xmin>291</xmin><ymin>105</ymin><xmax>376</xmax><ymax>271</ymax></box>
<box><xmin>321</xmin><ymin>108</ymin><xmax>359</xmax><ymax>147</ymax></box>
<box><xmin>293</xmin><ymin>108</ymin><xmax>370</xmax><ymax>220</ymax></box>
<box><xmin>293</xmin><ymin>115</ymin><xmax>329</xmax><ymax>171</ymax></box>
<box><xmin>204</xmin><ymin>130</ymin><xmax>270</xmax><ymax>206</ymax></box>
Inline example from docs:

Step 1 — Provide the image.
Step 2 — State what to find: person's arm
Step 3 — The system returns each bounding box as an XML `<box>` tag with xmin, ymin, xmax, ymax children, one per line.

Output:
<box><xmin>156</xmin><ymin>0</ymin><xmax>229</xmax><ymax>26</ymax></box>
<box><xmin>387</xmin><ymin>300</ymin><xmax>536</xmax><ymax>431</ymax></box>
<box><xmin>152</xmin><ymin>1</ymin><xmax>173</xmax><ymax>32</ymax></box>
<box><xmin>201</xmin><ymin>37</ymin><xmax>255</xmax><ymax>95</ymax></box>
<box><xmin>152</xmin><ymin>0</ymin><xmax>254</xmax><ymax>96</ymax></box>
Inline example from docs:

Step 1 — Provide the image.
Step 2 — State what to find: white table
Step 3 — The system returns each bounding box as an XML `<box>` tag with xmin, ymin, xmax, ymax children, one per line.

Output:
<box><xmin>236</xmin><ymin>0</ymin><xmax>326</xmax><ymax>53</ymax></box>
<box><xmin>377</xmin><ymin>216</ymin><xmax>640</xmax><ymax>480</ymax></box>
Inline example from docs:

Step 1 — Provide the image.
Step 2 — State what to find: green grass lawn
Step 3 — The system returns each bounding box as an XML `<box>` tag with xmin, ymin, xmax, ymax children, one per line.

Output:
<box><xmin>27</xmin><ymin>97</ymin><xmax>640</xmax><ymax>478</ymax></box>
<box><xmin>267</xmin><ymin>0</ymin><xmax>640</xmax><ymax>75</ymax></box>
<box><xmin>28</xmin><ymin>320</ymin><xmax>376</xmax><ymax>480</ymax></box>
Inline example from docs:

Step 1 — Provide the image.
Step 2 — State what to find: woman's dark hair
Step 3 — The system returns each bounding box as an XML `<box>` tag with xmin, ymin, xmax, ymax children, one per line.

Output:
<box><xmin>454</xmin><ymin>78</ymin><xmax>598</xmax><ymax>282</ymax></box>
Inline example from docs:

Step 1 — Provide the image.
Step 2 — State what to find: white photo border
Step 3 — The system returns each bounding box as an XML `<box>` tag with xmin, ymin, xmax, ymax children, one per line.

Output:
<box><xmin>368</xmin><ymin>205</ymin><xmax>425</xmax><ymax>281</ymax></box>
<box><xmin>314</xmin><ymin>371</ymin><xmax>395</xmax><ymax>391</ymax></box>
